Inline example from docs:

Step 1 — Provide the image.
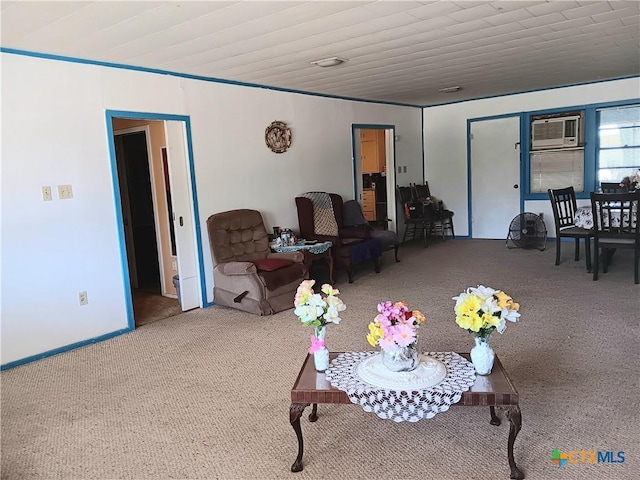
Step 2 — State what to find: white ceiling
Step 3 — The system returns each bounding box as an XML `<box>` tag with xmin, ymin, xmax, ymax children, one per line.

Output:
<box><xmin>1</xmin><ymin>1</ymin><xmax>639</xmax><ymax>106</ymax></box>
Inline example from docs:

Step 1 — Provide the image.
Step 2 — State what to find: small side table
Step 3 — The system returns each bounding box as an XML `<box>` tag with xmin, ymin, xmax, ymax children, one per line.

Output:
<box><xmin>271</xmin><ymin>241</ymin><xmax>334</xmax><ymax>284</ymax></box>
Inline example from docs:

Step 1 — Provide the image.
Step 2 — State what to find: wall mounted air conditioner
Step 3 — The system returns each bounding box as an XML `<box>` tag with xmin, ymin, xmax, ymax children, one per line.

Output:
<box><xmin>531</xmin><ymin>115</ymin><xmax>580</xmax><ymax>149</ymax></box>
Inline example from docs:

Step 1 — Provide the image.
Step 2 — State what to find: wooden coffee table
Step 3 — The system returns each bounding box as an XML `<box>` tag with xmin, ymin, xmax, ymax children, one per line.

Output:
<box><xmin>290</xmin><ymin>352</ymin><xmax>524</xmax><ymax>479</ymax></box>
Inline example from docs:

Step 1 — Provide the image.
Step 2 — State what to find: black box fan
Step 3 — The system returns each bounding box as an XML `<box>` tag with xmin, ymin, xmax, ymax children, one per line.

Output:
<box><xmin>506</xmin><ymin>213</ymin><xmax>547</xmax><ymax>251</ymax></box>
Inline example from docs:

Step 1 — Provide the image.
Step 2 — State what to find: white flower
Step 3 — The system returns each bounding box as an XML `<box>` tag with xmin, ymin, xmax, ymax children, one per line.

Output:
<box><xmin>294</xmin><ymin>280</ymin><xmax>347</xmax><ymax>329</ymax></box>
<box><xmin>482</xmin><ymin>296</ymin><xmax>500</xmax><ymax>315</ymax></box>
<box><xmin>502</xmin><ymin>308</ymin><xmax>521</xmax><ymax>323</ymax></box>
<box><xmin>469</xmin><ymin>285</ymin><xmax>498</xmax><ymax>298</ymax></box>
<box><xmin>323</xmin><ymin>296</ymin><xmax>346</xmax><ymax>324</ymax></box>
<box><xmin>294</xmin><ymin>305</ymin><xmax>322</xmax><ymax>324</ymax></box>
<box><xmin>307</xmin><ymin>293</ymin><xmax>326</xmax><ymax>309</ymax></box>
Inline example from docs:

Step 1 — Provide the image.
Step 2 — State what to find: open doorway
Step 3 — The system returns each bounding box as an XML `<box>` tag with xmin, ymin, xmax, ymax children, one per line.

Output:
<box><xmin>107</xmin><ymin>111</ymin><xmax>206</xmax><ymax>331</ymax></box>
<box><xmin>352</xmin><ymin>125</ymin><xmax>397</xmax><ymax>233</ymax></box>
<box><xmin>113</xmin><ymin>123</ymin><xmax>182</xmax><ymax>327</ymax></box>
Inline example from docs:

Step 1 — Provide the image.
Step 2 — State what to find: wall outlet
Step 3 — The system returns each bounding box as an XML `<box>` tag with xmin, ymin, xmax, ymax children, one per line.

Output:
<box><xmin>42</xmin><ymin>186</ymin><xmax>52</xmax><ymax>201</ymax></box>
<box><xmin>79</xmin><ymin>291</ymin><xmax>88</xmax><ymax>306</ymax></box>
<box><xmin>58</xmin><ymin>184</ymin><xmax>73</xmax><ymax>199</ymax></box>
<box><xmin>171</xmin><ymin>260</ymin><xmax>177</xmax><ymax>271</ymax></box>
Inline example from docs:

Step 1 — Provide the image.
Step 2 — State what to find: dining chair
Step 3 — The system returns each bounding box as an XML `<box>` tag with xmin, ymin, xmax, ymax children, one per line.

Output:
<box><xmin>396</xmin><ymin>185</ymin><xmax>432</xmax><ymax>247</ymax></box>
<box><xmin>548</xmin><ymin>186</ymin><xmax>594</xmax><ymax>271</ymax></box>
<box><xmin>412</xmin><ymin>182</ymin><xmax>431</xmax><ymax>201</ymax></box>
<box><xmin>411</xmin><ymin>182</ymin><xmax>455</xmax><ymax>240</ymax></box>
<box><xmin>600</xmin><ymin>182</ymin><xmax>625</xmax><ymax>193</ymax></box>
<box><xmin>590</xmin><ymin>191</ymin><xmax>640</xmax><ymax>284</ymax></box>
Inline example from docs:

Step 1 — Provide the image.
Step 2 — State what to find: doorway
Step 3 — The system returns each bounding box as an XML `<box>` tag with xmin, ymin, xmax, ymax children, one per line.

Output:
<box><xmin>114</xmin><ymin>127</ymin><xmax>181</xmax><ymax>327</ymax></box>
<box><xmin>469</xmin><ymin>116</ymin><xmax>522</xmax><ymax>238</ymax></box>
<box><xmin>107</xmin><ymin>112</ymin><xmax>206</xmax><ymax>331</ymax></box>
<box><xmin>352</xmin><ymin>125</ymin><xmax>397</xmax><ymax>233</ymax></box>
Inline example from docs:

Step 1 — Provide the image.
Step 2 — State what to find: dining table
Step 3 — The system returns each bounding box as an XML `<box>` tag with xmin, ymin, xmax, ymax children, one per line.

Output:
<box><xmin>574</xmin><ymin>205</ymin><xmax>637</xmax><ymax>229</ymax></box>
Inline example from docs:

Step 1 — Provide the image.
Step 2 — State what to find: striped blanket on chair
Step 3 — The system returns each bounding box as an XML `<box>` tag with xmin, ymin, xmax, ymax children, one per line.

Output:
<box><xmin>300</xmin><ymin>192</ymin><xmax>339</xmax><ymax>237</ymax></box>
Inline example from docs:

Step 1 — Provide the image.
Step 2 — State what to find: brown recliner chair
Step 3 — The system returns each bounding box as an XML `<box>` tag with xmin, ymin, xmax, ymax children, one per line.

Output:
<box><xmin>295</xmin><ymin>193</ymin><xmax>382</xmax><ymax>283</ymax></box>
<box><xmin>206</xmin><ymin>209</ymin><xmax>307</xmax><ymax>315</ymax></box>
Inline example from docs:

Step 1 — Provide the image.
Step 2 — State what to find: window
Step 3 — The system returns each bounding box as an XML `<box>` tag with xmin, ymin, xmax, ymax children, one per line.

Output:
<box><xmin>597</xmin><ymin>105</ymin><xmax>640</xmax><ymax>184</ymax></box>
<box><xmin>528</xmin><ymin>111</ymin><xmax>585</xmax><ymax>193</ymax></box>
<box><xmin>530</xmin><ymin>149</ymin><xmax>584</xmax><ymax>193</ymax></box>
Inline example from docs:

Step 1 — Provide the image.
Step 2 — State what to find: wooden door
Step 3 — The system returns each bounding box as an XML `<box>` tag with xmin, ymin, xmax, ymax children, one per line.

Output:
<box><xmin>361</xmin><ymin>140</ymin><xmax>378</xmax><ymax>173</ymax></box>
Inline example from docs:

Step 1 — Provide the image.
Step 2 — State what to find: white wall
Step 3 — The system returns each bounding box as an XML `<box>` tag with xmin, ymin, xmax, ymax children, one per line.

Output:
<box><xmin>424</xmin><ymin>78</ymin><xmax>640</xmax><ymax>237</ymax></box>
<box><xmin>0</xmin><ymin>53</ymin><xmax>423</xmax><ymax>366</ymax></box>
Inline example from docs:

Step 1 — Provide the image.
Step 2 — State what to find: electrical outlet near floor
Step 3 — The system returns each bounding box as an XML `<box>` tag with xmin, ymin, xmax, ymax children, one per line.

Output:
<box><xmin>172</xmin><ymin>260</ymin><xmax>177</xmax><ymax>271</ymax></box>
<box><xmin>78</xmin><ymin>291</ymin><xmax>88</xmax><ymax>306</ymax></box>
<box><xmin>58</xmin><ymin>184</ymin><xmax>73</xmax><ymax>199</ymax></box>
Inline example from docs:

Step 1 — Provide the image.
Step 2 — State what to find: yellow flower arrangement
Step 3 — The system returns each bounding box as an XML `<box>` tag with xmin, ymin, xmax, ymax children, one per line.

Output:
<box><xmin>453</xmin><ymin>285</ymin><xmax>520</xmax><ymax>338</ymax></box>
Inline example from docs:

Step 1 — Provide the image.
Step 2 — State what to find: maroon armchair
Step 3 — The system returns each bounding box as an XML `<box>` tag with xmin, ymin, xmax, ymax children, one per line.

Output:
<box><xmin>295</xmin><ymin>193</ymin><xmax>382</xmax><ymax>283</ymax></box>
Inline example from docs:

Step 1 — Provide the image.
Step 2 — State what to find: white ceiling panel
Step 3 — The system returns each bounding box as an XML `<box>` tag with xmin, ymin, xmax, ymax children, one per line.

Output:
<box><xmin>406</xmin><ymin>2</ymin><xmax>465</xmax><ymax>19</ymax></box>
<box><xmin>448</xmin><ymin>3</ymin><xmax>500</xmax><ymax>22</ymax></box>
<box><xmin>1</xmin><ymin>0</ymin><xmax>638</xmax><ymax>106</ymax></box>
<box><xmin>562</xmin><ymin>2</ymin><xmax>614</xmax><ymax>19</ymax></box>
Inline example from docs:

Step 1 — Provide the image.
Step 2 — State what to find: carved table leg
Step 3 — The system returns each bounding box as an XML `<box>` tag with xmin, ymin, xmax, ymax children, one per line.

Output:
<box><xmin>290</xmin><ymin>403</ymin><xmax>309</xmax><ymax>472</ymax></box>
<box><xmin>489</xmin><ymin>406</ymin><xmax>501</xmax><ymax>426</ymax></box>
<box><xmin>309</xmin><ymin>403</ymin><xmax>318</xmax><ymax>422</ymax></box>
<box><xmin>505</xmin><ymin>406</ymin><xmax>524</xmax><ymax>479</ymax></box>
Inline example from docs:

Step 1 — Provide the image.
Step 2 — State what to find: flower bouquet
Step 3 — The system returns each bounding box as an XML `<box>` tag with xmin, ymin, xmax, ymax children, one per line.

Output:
<box><xmin>620</xmin><ymin>169</ymin><xmax>640</xmax><ymax>192</ymax></box>
<box><xmin>294</xmin><ymin>280</ymin><xmax>346</xmax><ymax>372</ymax></box>
<box><xmin>452</xmin><ymin>285</ymin><xmax>521</xmax><ymax>374</ymax></box>
<box><xmin>366</xmin><ymin>301</ymin><xmax>426</xmax><ymax>372</ymax></box>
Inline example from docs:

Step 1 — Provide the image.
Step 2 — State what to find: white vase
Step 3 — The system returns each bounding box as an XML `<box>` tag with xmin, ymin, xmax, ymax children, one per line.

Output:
<box><xmin>470</xmin><ymin>334</ymin><xmax>495</xmax><ymax>375</ymax></box>
<box><xmin>381</xmin><ymin>342</ymin><xmax>419</xmax><ymax>372</ymax></box>
<box><xmin>313</xmin><ymin>326</ymin><xmax>329</xmax><ymax>372</ymax></box>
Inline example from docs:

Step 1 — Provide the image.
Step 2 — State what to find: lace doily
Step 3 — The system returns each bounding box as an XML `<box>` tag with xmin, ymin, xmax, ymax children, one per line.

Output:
<box><xmin>325</xmin><ymin>352</ymin><xmax>476</xmax><ymax>422</ymax></box>
<box><xmin>356</xmin><ymin>353</ymin><xmax>448</xmax><ymax>390</ymax></box>
<box><xmin>271</xmin><ymin>241</ymin><xmax>332</xmax><ymax>255</ymax></box>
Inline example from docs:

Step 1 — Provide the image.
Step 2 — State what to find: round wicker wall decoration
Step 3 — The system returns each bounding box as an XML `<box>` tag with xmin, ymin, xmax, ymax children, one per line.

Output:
<box><xmin>265</xmin><ymin>121</ymin><xmax>292</xmax><ymax>153</ymax></box>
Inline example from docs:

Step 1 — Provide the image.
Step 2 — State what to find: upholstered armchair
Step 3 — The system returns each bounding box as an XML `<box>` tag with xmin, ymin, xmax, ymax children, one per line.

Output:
<box><xmin>206</xmin><ymin>209</ymin><xmax>307</xmax><ymax>315</ymax></box>
<box><xmin>343</xmin><ymin>199</ymin><xmax>400</xmax><ymax>262</ymax></box>
<box><xmin>295</xmin><ymin>192</ymin><xmax>382</xmax><ymax>283</ymax></box>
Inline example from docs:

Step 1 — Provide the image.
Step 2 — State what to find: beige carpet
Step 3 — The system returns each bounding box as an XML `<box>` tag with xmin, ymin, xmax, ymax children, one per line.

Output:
<box><xmin>132</xmin><ymin>289</ymin><xmax>183</xmax><ymax>328</ymax></box>
<box><xmin>1</xmin><ymin>239</ymin><xmax>639</xmax><ymax>480</ymax></box>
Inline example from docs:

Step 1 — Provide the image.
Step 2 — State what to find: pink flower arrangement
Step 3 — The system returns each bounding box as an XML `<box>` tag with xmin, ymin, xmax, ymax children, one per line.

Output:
<box><xmin>366</xmin><ymin>301</ymin><xmax>426</xmax><ymax>351</ymax></box>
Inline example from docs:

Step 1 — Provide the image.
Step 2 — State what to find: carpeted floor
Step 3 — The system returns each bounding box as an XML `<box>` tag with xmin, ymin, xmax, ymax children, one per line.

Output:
<box><xmin>132</xmin><ymin>289</ymin><xmax>183</xmax><ymax>328</ymax></box>
<box><xmin>1</xmin><ymin>239</ymin><xmax>639</xmax><ymax>480</ymax></box>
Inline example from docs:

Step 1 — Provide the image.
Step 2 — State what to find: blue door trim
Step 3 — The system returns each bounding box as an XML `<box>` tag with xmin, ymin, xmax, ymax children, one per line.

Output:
<box><xmin>105</xmin><ymin>110</ymin><xmax>210</xmax><ymax>332</ymax></box>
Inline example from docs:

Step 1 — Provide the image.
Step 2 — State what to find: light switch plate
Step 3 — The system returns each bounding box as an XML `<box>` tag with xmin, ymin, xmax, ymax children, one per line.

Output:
<box><xmin>58</xmin><ymin>184</ymin><xmax>73</xmax><ymax>199</ymax></box>
<box><xmin>42</xmin><ymin>186</ymin><xmax>52</xmax><ymax>201</ymax></box>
